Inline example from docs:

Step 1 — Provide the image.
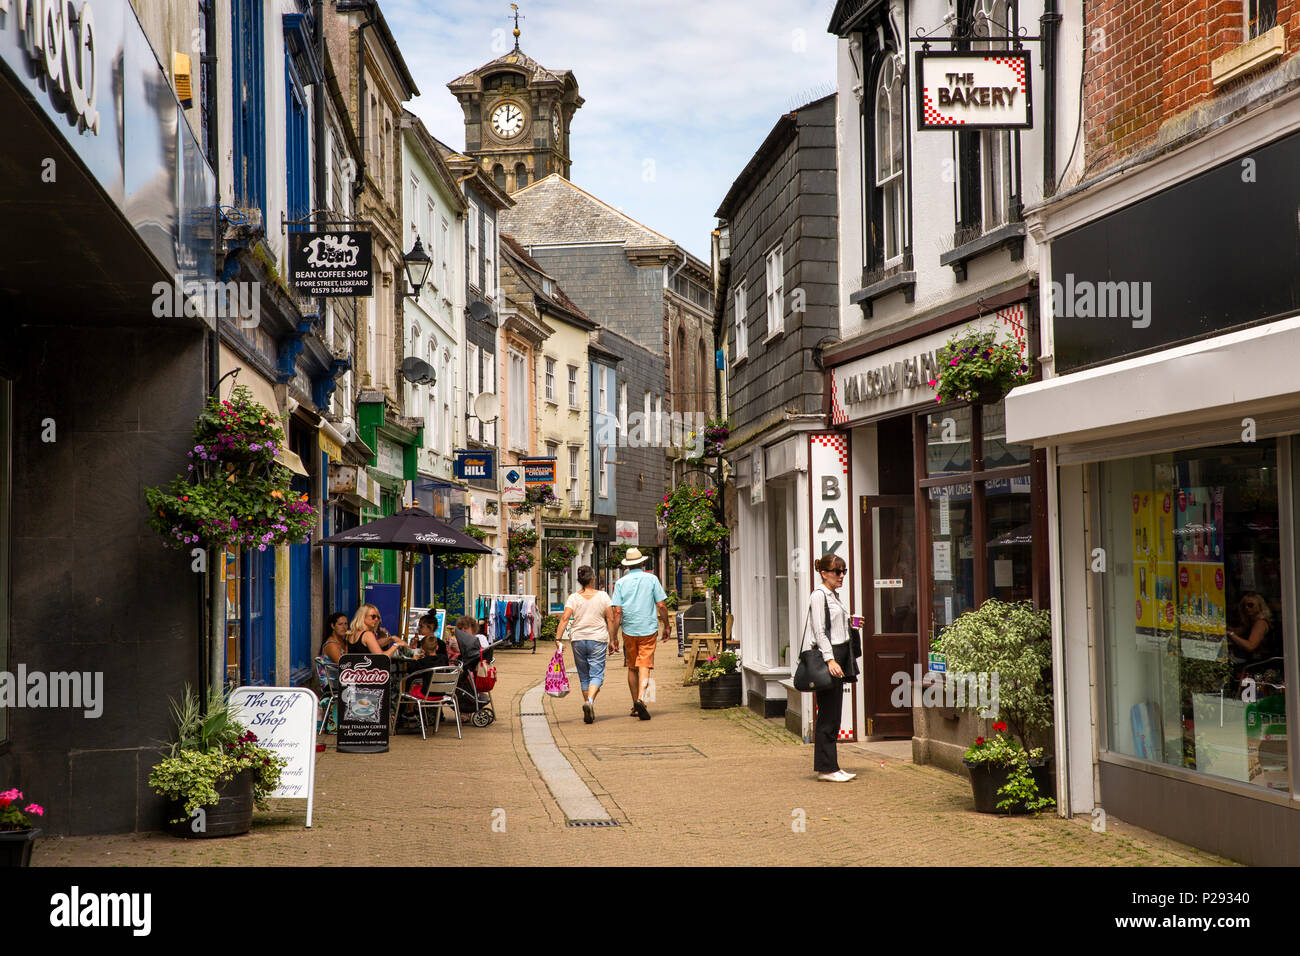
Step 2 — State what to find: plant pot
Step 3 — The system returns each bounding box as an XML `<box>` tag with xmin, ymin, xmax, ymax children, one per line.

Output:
<box><xmin>698</xmin><ymin>671</ymin><xmax>742</xmax><ymax>709</ymax></box>
<box><xmin>0</xmin><ymin>828</ymin><xmax>41</xmax><ymax>867</ymax></box>
<box><xmin>972</xmin><ymin>381</ymin><xmax>1008</xmax><ymax>405</ymax></box>
<box><xmin>964</xmin><ymin>756</ymin><xmax>1054</xmax><ymax>814</ymax></box>
<box><xmin>166</xmin><ymin>769</ymin><xmax>255</xmax><ymax>839</ymax></box>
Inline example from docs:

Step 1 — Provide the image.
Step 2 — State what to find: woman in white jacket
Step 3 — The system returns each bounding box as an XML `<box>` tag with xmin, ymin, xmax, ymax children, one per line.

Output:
<box><xmin>806</xmin><ymin>554</ymin><xmax>860</xmax><ymax>781</ymax></box>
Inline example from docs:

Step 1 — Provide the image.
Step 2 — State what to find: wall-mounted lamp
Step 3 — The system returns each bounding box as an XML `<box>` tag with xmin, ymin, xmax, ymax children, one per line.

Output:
<box><xmin>402</xmin><ymin>235</ymin><xmax>432</xmax><ymax>298</ymax></box>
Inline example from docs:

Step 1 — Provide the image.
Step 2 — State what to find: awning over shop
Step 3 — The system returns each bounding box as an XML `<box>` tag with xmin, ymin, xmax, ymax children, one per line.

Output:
<box><xmin>274</xmin><ymin>447</ymin><xmax>309</xmax><ymax>477</ymax></box>
<box><xmin>1006</xmin><ymin>317</ymin><xmax>1300</xmax><ymax>453</ymax></box>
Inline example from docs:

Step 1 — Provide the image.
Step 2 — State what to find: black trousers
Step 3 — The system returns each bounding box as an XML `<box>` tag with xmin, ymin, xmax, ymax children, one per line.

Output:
<box><xmin>813</xmin><ymin>643</ymin><xmax>855</xmax><ymax>773</ymax></box>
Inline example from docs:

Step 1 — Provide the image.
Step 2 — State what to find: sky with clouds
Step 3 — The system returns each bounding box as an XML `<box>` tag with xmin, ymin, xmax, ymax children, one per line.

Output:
<box><xmin>384</xmin><ymin>0</ymin><xmax>838</xmax><ymax>260</ymax></box>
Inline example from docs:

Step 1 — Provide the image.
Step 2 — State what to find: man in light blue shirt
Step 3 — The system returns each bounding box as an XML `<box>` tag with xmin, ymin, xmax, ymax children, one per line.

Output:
<box><xmin>610</xmin><ymin>548</ymin><xmax>668</xmax><ymax>720</ymax></box>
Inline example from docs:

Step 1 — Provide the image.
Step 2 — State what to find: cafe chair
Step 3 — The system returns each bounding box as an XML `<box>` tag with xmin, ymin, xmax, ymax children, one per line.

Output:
<box><xmin>406</xmin><ymin>665</ymin><xmax>464</xmax><ymax>740</ymax></box>
<box><xmin>314</xmin><ymin>656</ymin><xmax>342</xmax><ymax>735</ymax></box>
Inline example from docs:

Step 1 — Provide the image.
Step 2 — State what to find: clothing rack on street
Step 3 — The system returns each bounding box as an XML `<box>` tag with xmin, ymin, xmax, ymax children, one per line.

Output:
<box><xmin>474</xmin><ymin>593</ymin><xmax>541</xmax><ymax>652</ymax></box>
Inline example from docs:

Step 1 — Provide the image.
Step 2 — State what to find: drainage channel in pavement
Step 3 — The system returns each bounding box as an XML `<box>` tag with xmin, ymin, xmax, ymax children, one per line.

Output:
<box><xmin>520</xmin><ymin>682</ymin><xmax>618</xmax><ymax>827</ymax></box>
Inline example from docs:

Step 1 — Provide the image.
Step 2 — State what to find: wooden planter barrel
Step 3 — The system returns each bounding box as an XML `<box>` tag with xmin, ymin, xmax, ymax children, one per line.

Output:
<box><xmin>698</xmin><ymin>671</ymin><xmax>742</xmax><ymax>709</ymax></box>
<box><xmin>166</xmin><ymin>769</ymin><xmax>255</xmax><ymax>838</ymax></box>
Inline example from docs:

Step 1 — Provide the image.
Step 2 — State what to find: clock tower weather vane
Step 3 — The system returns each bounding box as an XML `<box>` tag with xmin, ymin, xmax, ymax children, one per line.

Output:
<box><xmin>510</xmin><ymin>3</ymin><xmax>524</xmax><ymax>52</ymax></box>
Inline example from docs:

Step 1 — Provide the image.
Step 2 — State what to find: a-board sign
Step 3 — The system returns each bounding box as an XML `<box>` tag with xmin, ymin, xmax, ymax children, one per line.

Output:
<box><xmin>289</xmin><ymin>230</ymin><xmax>374</xmax><ymax>296</ymax></box>
<box><xmin>229</xmin><ymin>686</ymin><xmax>318</xmax><ymax>827</ymax></box>
<box><xmin>336</xmin><ymin>655</ymin><xmax>391</xmax><ymax>753</ymax></box>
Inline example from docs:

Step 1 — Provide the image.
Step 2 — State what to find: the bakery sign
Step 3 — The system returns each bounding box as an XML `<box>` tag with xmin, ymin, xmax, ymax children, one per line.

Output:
<box><xmin>916</xmin><ymin>51</ymin><xmax>1032</xmax><ymax>130</ymax></box>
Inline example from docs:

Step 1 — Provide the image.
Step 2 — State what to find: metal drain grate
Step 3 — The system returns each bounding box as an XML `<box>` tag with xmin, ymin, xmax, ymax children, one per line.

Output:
<box><xmin>567</xmin><ymin>818</ymin><xmax>620</xmax><ymax>828</ymax></box>
<box><xmin>588</xmin><ymin>744</ymin><xmax>706</xmax><ymax>761</ymax></box>
<box><xmin>519</xmin><ymin>712</ymin><xmax>546</xmax><ymax>717</ymax></box>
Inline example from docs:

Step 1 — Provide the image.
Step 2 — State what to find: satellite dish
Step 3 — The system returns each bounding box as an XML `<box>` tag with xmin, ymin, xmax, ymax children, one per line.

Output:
<box><xmin>467</xmin><ymin>301</ymin><xmax>493</xmax><ymax>323</ymax></box>
<box><xmin>400</xmin><ymin>356</ymin><xmax>437</xmax><ymax>385</ymax></box>
<box><xmin>473</xmin><ymin>391</ymin><xmax>499</xmax><ymax>423</ymax></box>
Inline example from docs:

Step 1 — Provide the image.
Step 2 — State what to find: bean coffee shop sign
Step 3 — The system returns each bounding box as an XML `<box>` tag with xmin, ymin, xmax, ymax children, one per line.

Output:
<box><xmin>337</xmin><ymin>655</ymin><xmax>391</xmax><ymax>754</ymax></box>
<box><xmin>2</xmin><ymin>0</ymin><xmax>102</xmax><ymax>134</ymax></box>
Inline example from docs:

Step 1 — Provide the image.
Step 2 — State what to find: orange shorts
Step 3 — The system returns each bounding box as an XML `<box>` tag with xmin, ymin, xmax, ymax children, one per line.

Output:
<box><xmin>623</xmin><ymin>633</ymin><xmax>658</xmax><ymax>669</ymax></box>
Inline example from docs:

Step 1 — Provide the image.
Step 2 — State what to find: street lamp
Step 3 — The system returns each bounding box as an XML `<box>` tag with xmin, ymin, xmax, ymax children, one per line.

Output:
<box><xmin>403</xmin><ymin>235</ymin><xmax>433</xmax><ymax>298</ymax></box>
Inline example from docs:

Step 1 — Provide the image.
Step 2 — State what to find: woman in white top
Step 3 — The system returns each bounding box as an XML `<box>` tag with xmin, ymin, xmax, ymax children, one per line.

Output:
<box><xmin>806</xmin><ymin>554</ymin><xmax>860</xmax><ymax>782</ymax></box>
<box><xmin>555</xmin><ymin>565</ymin><xmax>615</xmax><ymax>723</ymax></box>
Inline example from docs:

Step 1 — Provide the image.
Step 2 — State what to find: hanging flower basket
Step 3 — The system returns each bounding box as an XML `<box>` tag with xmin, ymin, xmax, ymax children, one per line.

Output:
<box><xmin>144</xmin><ymin>385</ymin><xmax>315</xmax><ymax>552</ymax></box>
<box><xmin>657</xmin><ymin>485</ymin><xmax>728</xmax><ymax>579</ymax></box>
<box><xmin>440</xmin><ymin>524</ymin><xmax>489</xmax><ymax>570</ymax></box>
<box><xmin>930</xmin><ymin>327</ymin><xmax>1032</xmax><ymax>406</ymax></box>
<box><xmin>543</xmin><ymin>542</ymin><xmax>577</xmax><ymax>573</ymax></box>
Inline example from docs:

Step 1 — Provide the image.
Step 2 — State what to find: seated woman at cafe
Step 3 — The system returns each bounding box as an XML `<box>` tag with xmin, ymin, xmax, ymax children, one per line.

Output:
<box><xmin>348</xmin><ymin>604</ymin><xmax>409</xmax><ymax>657</ymax></box>
<box><xmin>321</xmin><ymin>611</ymin><xmax>349</xmax><ymax>663</ymax></box>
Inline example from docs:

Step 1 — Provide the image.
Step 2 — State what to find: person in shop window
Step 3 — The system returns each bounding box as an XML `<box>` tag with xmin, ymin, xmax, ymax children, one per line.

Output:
<box><xmin>1227</xmin><ymin>591</ymin><xmax>1275</xmax><ymax>665</ymax></box>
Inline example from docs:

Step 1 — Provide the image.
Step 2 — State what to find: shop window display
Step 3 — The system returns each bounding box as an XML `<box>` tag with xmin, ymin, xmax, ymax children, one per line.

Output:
<box><xmin>1100</xmin><ymin>440</ymin><xmax>1288</xmax><ymax>792</ymax></box>
<box><xmin>926</xmin><ymin>408</ymin><xmax>972</xmax><ymax>476</ymax></box>
<box><xmin>928</xmin><ymin>487</ymin><xmax>975</xmax><ymax>630</ymax></box>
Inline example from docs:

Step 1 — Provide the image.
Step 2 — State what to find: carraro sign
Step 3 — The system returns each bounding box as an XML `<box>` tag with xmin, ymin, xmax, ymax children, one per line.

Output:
<box><xmin>916</xmin><ymin>51</ymin><xmax>1032</xmax><ymax>130</ymax></box>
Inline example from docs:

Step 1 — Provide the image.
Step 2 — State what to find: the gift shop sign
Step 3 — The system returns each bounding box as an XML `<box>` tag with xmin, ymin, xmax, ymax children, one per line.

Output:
<box><xmin>916</xmin><ymin>51</ymin><xmax>1032</xmax><ymax>130</ymax></box>
<box><xmin>229</xmin><ymin>686</ymin><xmax>318</xmax><ymax>826</ymax></box>
<box><xmin>336</xmin><ymin>655</ymin><xmax>391</xmax><ymax>753</ymax></box>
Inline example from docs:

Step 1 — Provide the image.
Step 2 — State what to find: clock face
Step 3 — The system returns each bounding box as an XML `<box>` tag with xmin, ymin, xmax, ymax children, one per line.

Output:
<box><xmin>491</xmin><ymin>101</ymin><xmax>525</xmax><ymax>139</ymax></box>
<box><xmin>552</xmin><ymin>109</ymin><xmax>563</xmax><ymax>141</ymax></box>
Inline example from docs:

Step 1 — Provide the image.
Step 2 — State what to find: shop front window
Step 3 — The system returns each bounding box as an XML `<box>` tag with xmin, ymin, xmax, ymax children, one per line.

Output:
<box><xmin>984</xmin><ymin>477</ymin><xmax>1033</xmax><ymax>603</ymax></box>
<box><xmin>0</xmin><ymin>378</ymin><xmax>9</xmax><ymax>744</ymax></box>
<box><xmin>928</xmin><ymin>486</ymin><xmax>975</xmax><ymax>629</ymax></box>
<box><xmin>1099</xmin><ymin>440</ymin><xmax>1289</xmax><ymax>793</ymax></box>
<box><xmin>981</xmin><ymin>403</ymin><xmax>1032</xmax><ymax>469</ymax></box>
<box><xmin>925</xmin><ymin>407</ymin><xmax>972</xmax><ymax>476</ymax></box>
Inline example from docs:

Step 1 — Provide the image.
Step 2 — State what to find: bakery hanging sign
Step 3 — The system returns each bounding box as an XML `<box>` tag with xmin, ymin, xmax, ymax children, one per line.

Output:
<box><xmin>916</xmin><ymin>51</ymin><xmax>1032</xmax><ymax>130</ymax></box>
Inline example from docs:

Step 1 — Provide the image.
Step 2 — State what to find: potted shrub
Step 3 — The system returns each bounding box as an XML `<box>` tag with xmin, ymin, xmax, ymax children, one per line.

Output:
<box><xmin>930</xmin><ymin>598</ymin><xmax>1055</xmax><ymax>814</ymax></box>
<box><xmin>148</xmin><ymin>687</ymin><xmax>287</xmax><ymax>838</ymax></box>
<box><xmin>930</xmin><ymin>327</ymin><xmax>1033</xmax><ymax>406</ymax></box>
<box><xmin>0</xmin><ymin>789</ymin><xmax>45</xmax><ymax>867</ymax></box>
<box><xmin>695</xmin><ymin>651</ymin><xmax>742</xmax><ymax>709</ymax></box>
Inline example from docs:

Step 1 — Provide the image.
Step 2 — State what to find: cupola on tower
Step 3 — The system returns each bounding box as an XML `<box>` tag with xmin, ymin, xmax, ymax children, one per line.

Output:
<box><xmin>447</xmin><ymin>14</ymin><xmax>583</xmax><ymax>194</ymax></box>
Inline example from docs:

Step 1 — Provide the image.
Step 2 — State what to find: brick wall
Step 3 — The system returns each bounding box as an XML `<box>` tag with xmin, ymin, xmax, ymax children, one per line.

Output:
<box><xmin>1085</xmin><ymin>0</ymin><xmax>1300</xmax><ymax>176</ymax></box>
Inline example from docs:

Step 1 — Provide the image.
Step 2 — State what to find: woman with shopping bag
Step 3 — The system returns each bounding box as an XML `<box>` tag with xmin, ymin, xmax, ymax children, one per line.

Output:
<box><xmin>553</xmin><ymin>566</ymin><xmax>615</xmax><ymax>723</ymax></box>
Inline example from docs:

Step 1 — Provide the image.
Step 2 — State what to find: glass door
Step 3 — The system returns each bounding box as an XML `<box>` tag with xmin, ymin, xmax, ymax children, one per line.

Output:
<box><xmin>861</xmin><ymin>495</ymin><xmax>917</xmax><ymax>737</ymax></box>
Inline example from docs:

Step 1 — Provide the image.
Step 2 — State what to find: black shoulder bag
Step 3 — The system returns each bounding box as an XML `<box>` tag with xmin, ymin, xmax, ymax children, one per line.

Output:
<box><xmin>792</xmin><ymin>593</ymin><xmax>836</xmax><ymax>692</ymax></box>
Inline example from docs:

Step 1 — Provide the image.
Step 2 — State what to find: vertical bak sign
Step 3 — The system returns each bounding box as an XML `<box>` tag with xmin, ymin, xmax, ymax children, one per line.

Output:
<box><xmin>808</xmin><ymin>432</ymin><xmax>856</xmax><ymax>742</ymax></box>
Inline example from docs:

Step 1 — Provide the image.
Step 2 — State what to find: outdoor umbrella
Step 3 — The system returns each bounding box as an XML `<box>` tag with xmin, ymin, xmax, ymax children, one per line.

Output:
<box><xmin>319</xmin><ymin>506</ymin><xmax>493</xmax><ymax>643</ymax></box>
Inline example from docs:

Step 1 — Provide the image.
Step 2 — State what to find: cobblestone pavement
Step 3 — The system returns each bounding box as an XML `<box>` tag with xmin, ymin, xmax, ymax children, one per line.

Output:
<box><xmin>35</xmin><ymin>645</ymin><xmax>1231</xmax><ymax>867</ymax></box>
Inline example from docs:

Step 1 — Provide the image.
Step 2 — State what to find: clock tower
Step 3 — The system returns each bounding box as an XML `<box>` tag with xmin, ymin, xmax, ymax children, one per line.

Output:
<box><xmin>447</xmin><ymin>29</ymin><xmax>582</xmax><ymax>194</ymax></box>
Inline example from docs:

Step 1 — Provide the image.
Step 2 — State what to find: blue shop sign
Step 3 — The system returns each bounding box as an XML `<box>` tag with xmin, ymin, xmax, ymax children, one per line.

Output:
<box><xmin>454</xmin><ymin>449</ymin><xmax>495</xmax><ymax>480</ymax></box>
<box><xmin>521</xmin><ymin>458</ymin><xmax>556</xmax><ymax>484</ymax></box>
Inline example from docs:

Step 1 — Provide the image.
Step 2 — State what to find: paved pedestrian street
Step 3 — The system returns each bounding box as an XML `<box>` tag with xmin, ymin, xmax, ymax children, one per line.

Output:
<box><xmin>35</xmin><ymin>650</ymin><xmax>1230</xmax><ymax>867</ymax></box>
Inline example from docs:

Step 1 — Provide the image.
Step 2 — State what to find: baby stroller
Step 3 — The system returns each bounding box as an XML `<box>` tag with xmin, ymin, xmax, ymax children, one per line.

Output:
<box><xmin>456</xmin><ymin>640</ymin><xmax>500</xmax><ymax>727</ymax></box>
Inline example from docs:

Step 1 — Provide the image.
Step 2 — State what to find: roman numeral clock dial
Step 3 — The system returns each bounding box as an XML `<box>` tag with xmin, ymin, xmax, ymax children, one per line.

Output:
<box><xmin>491</xmin><ymin>101</ymin><xmax>524</xmax><ymax>139</ymax></box>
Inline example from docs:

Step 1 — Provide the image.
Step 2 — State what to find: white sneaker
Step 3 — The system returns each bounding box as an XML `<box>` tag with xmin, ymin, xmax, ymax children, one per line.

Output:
<box><xmin>817</xmin><ymin>770</ymin><xmax>855</xmax><ymax>782</ymax></box>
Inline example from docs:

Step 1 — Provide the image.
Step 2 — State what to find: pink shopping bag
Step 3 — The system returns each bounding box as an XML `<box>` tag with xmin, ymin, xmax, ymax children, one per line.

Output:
<box><xmin>545</xmin><ymin>650</ymin><xmax>570</xmax><ymax>698</ymax></box>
